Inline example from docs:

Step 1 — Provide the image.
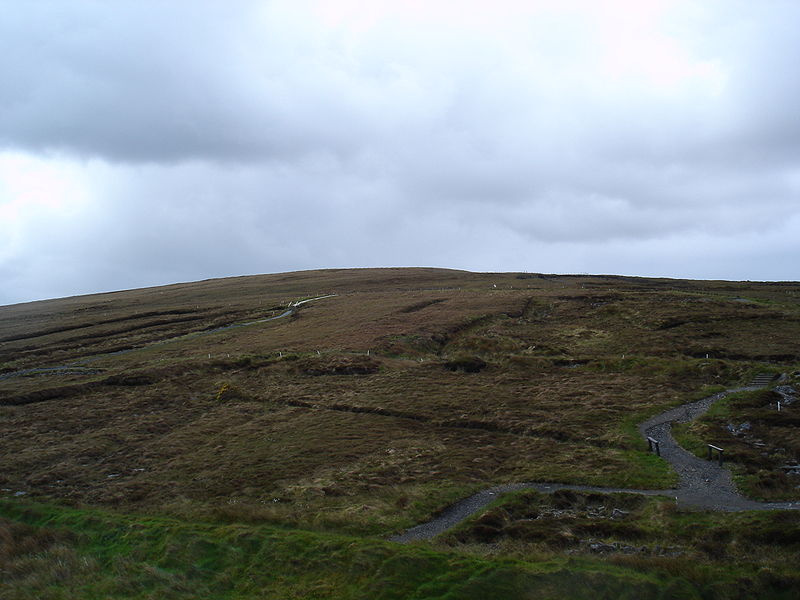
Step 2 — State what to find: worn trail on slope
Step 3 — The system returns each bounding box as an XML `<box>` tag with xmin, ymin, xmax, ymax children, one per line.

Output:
<box><xmin>391</xmin><ymin>383</ymin><xmax>799</xmax><ymax>543</ymax></box>
<box><xmin>0</xmin><ymin>295</ymin><xmax>337</xmax><ymax>381</ymax></box>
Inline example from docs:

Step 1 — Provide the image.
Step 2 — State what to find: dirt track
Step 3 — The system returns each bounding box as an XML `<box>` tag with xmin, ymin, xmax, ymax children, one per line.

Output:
<box><xmin>0</xmin><ymin>295</ymin><xmax>338</xmax><ymax>382</ymax></box>
<box><xmin>390</xmin><ymin>384</ymin><xmax>800</xmax><ymax>543</ymax></box>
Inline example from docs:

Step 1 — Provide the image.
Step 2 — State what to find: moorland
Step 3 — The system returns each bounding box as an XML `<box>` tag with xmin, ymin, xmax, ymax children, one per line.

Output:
<box><xmin>1</xmin><ymin>267</ymin><xmax>799</xmax><ymax>599</ymax></box>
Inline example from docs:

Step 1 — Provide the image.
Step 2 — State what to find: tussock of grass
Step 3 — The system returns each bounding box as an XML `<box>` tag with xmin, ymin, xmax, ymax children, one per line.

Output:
<box><xmin>673</xmin><ymin>388</ymin><xmax>800</xmax><ymax>500</ymax></box>
<box><xmin>5</xmin><ymin>499</ymin><xmax>798</xmax><ymax>600</ymax></box>
<box><xmin>438</xmin><ymin>490</ymin><xmax>800</xmax><ymax>597</ymax></box>
<box><xmin>2</xmin><ymin>268</ymin><xmax>800</xmax><ymax>595</ymax></box>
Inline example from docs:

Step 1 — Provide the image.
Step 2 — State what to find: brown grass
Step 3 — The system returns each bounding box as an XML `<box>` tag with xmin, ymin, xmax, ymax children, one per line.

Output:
<box><xmin>675</xmin><ymin>386</ymin><xmax>800</xmax><ymax>500</ymax></box>
<box><xmin>1</xmin><ymin>268</ymin><xmax>799</xmax><ymax>536</ymax></box>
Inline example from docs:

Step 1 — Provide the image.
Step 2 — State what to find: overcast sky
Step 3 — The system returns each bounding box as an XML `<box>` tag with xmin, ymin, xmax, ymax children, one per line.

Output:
<box><xmin>2</xmin><ymin>0</ymin><xmax>800</xmax><ymax>305</ymax></box>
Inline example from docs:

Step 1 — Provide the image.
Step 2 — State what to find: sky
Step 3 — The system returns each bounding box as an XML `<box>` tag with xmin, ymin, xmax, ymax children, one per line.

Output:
<box><xmin>2</xmin><ymin>0</ymin><xmax>800</xmax><ymax>305</ymax></box>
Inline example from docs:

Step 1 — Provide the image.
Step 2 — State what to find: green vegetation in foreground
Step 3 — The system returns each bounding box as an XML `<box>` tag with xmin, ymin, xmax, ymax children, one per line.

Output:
<box><xmin>3</xmin><ymin>269</ymin><xmax>800</xmax><ymax>597</ymax></box>
<box><xmin>437</xmin><ymin>489</ymin><xmax>800</xmax><ymax>599</ymax></box>
<box><xmin>2</xmin><ymin>499</ymin><xmax>798</xmax><ymax>600</ymax></box>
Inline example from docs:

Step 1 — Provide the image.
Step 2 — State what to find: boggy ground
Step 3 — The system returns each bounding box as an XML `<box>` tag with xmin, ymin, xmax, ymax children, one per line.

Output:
<box><xmin>674</xmin><ymin>385</ymin><xmax>800</xmax><ymax>501</ymax></box>
<box><xmin>6</xmin><ymin>498</ymin><xmax>797</xmax><ymax>600</ymax></box>
<box><xmin>0</xmin><ymin>358</ymin><xmax>701</xmax><ymax>535</ymax></box>
<box><xmin>435</xmin><ymin>488</ymin><xmax>800</xmax><ymax>597</ymax></box>
<box><xmin>1</xmin><ymin>268</ymin><xmax>799</xmax><ymax>598</ymax></box>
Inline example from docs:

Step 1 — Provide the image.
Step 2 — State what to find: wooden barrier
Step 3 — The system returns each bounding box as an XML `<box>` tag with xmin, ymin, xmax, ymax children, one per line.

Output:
<box><xmin>647</xmin><ymin>436</ymin><xmax>660</xmax><ymax>457</ymax></box>
<box><xmin>707</xmin><ymin>444</ymin><xmax>724</xmax><ymax>466</ymax></box>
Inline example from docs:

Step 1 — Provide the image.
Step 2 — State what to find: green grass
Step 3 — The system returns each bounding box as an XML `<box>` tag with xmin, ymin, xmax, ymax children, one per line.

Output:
<box><xmin>672</xmin><ymin>387</ymin><xmax>800</xmax><ymax>500</ymax></box>
<box><xmin>2</xmin><ymin>268</ymin><xmax>800</xmax><ymax>596</ymax></box>
<box><xmin>0</xmin><ymin>498</ymin><xmax>747</xmax><ymax>600</ymax></box>
<box><xmin>437</xmin><ymin>489</ymin><xmax>800</xmax><ymax>598</ymax></box>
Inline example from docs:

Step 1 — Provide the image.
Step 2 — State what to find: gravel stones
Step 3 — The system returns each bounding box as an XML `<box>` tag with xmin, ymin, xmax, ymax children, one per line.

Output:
<box><xmin>390</xmin><ymin>381</ymin><xmax>800</xmax><ymax>543</ymax></box>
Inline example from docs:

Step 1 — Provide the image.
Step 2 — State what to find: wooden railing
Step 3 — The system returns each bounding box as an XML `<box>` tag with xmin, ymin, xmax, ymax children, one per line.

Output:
<box><xmin>707</xmin><ymin>444</ymin><xmax>724</xmax><ymax>466</ymax></box>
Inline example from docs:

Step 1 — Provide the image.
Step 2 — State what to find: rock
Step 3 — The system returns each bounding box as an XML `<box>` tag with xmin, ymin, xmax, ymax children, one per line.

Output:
<box><xmin>589</xmin><ymin>542</ymin><xmax>617</xmax><ymax>553</ymax></box>
<box><xmin>774</xmin><ymin>385</ymin><xmax>797</xmax><ymax>405</ymax></box>
<box><xmin>611</xmin><ymin>508</ymin><xmax>629</xmax><ymax>519</ymax></box>
<box><xmin>726</xmin><ymin>422</ymin><xmax>751</xmax><ymax>435</ymax></box>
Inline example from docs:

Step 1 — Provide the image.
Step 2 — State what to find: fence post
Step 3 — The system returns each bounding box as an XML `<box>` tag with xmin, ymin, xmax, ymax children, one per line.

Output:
<box><xmin>647</xmin><ymin>437</ymin><xmax>660</xmax><ymax>457</ymax></box>
<box><xmin>708</xmin><ymin>444</ymin><xmax>724</xmax><ymax>466</ymax></box>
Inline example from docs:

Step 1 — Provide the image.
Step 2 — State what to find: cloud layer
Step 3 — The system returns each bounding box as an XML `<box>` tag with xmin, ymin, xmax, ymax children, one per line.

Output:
<box><xmin>2</xmin><ymin>0</ymin><xmax>800</xmax><ymax>304</ymax></box>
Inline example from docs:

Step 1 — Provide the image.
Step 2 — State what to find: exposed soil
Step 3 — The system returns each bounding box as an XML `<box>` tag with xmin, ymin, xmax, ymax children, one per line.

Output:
<box><xmin>0</xmin><ymin>307</ymin><xmax>300</xmax><ymax>382</ymax></box>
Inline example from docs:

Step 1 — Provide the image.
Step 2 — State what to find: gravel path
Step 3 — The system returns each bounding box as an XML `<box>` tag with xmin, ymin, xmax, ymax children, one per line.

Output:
<box><xmin>390</xmin><ymin>384</ymin><xmax>799</xmax><ymax>543</ymax></box>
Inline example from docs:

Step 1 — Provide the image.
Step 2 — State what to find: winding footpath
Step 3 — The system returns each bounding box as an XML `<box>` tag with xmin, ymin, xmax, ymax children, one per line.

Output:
<box><xmin>391</xmin><ymin>383</ymin><xmax>799</xmax><ymax>543</ymax></box>
<box><xmin>5</xmin><ymin>303</ymin><xmax>797</xmax><ymax>540</ymax></box>
<box><xmin>0</xmin><ymin>295</ymin><xmax>337</xmax><ymax>382</ymax></box>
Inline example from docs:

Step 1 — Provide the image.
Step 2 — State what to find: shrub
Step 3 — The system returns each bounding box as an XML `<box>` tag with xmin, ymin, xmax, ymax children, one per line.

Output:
<box><xmin>215</xmin><ymin>383</ymin><xmax>249</xmax><ymax>402</ymax></box>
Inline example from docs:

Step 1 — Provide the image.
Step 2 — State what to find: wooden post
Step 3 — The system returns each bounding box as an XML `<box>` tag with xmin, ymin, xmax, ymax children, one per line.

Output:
<box><xmin>708</xmin><ymin>444</ymin><xmax>724</xmax><ymax>466</ymax></box>
<box><xmin>647</xmin><ymin>436</ymin><xmax>660</xmax><ymax>457</ymax></box>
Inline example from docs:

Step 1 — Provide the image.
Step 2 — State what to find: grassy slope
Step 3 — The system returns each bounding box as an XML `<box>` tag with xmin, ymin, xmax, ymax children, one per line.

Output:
<box><xmin>673</xmin><ymin>386</ymin><xmax>800</xmax><ymax>501</ymax></box>
<box><xmin>1</xmin><ymin>268</ymin><xmax>799</xmax><ymax>596</ymax></box>
<box><xmin>3</xmin><ymin>498</ymin><xmax>796</xmax><ymax>600</ymax></box>
<box><xmin>437</xmin><ymin>489</ymin><xmax>800</xmax><ymax>598</ymax></box>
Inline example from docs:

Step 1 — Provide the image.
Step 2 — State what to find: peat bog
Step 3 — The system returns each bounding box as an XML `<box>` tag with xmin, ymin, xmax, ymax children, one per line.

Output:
<box><xmin>1</xmin><ymin>267</ymin><xmax>799</xmax><ymax>598</ymax></box>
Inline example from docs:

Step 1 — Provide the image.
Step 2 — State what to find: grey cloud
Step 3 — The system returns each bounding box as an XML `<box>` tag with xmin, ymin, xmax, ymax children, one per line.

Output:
<box><xmin>2</xmin><ymin>1</ymin><xmax>800</xmax><ymax>305</ymax></box>
<box><xmin>0</xmin><ymin>2</ymin><xmax>352</xmax><ymax>161</ymax></box>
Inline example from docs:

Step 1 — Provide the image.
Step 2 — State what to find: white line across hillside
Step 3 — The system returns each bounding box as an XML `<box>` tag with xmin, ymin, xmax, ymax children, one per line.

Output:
<box><xmin>0</xmin><ymin>294</ymin><xmax>337</xmax><ymax>381</ymax></box>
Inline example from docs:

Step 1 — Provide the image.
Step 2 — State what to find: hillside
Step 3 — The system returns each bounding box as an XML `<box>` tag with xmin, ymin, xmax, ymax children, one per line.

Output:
<box><xmin>1</xmin><ymin>268</ymin><xmax>799</xmax><ymax>598</ymax></box>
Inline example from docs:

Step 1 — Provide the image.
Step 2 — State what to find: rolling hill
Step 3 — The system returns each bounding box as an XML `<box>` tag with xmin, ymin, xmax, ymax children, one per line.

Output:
<box><xmin>1</xmin><ymin>268</ymin><xmax>799</xmax><ymax>599</ymax></box>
